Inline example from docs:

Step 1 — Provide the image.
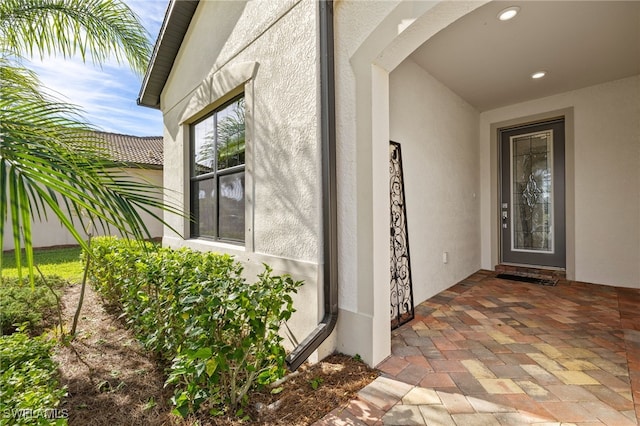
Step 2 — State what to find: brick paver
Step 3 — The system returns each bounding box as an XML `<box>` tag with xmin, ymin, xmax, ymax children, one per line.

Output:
<box><xmin>314</xmin><ymin>271</ymin><xmax>640</xmax><ymax>425</ymax></box>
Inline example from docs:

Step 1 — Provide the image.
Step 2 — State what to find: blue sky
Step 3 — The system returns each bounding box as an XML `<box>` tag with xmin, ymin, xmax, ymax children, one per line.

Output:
<box><xmin>28</xmin><ymin>0</ymin><xmax>169</xmax><ymax>136</ymax></box>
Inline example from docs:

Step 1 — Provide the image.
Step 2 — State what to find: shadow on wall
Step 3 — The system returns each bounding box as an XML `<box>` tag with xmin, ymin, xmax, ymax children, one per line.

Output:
<box><xmin>168</xmin><ymin>67</ymin><xmax>319</xmax><ymax>261</ymax></box>
<box><xmin>250</xmin><ymin>93</ymin><xmax>319</xmax><ymax>259</ymax></box>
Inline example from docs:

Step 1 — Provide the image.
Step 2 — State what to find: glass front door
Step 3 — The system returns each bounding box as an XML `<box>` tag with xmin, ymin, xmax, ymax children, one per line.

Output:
<box><xmin>500</xmin><ymin>119</ymin><xmax>565</xmax><ymax>268</ymax></box>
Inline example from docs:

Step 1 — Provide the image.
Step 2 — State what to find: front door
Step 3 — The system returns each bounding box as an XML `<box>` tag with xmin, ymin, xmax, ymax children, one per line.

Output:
<box><xmin>500</xmin><ymin>119</ymin><xmax>565</xmax><ymax>268</ymax></box>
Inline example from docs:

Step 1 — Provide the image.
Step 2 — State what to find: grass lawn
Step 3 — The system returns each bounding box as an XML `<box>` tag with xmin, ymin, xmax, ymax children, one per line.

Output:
<box><xmin>2</xmin><ymin>246</ymin><xmax>84</xmax><ymax>282</ymax></box>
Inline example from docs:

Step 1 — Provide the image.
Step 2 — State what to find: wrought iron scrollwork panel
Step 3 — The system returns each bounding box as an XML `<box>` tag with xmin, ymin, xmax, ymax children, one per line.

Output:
<box><xmin>390</xmin><ymin>141</ymin><xmax>414</xmax><ymax>330</ymax></box>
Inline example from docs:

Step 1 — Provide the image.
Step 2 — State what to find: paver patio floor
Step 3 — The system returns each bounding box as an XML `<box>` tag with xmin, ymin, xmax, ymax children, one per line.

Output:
<box><xmin>315</xmin><ymin>270</ymin><xmax>640</xmax><ymax>425</ymax></box>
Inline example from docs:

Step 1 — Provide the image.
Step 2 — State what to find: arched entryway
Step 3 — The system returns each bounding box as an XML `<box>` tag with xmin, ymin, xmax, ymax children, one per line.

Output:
<box><xmin>336</xmin><ymin>0</ymin><xmax>639</xmax><ymax>367</ymax></box>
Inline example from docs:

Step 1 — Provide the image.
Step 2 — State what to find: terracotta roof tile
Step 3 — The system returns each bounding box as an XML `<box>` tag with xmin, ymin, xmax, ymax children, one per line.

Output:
<box><xmin>95</xmin><ymin>131</ymin><xmax>163</xmax><ymax>167</ymax></box>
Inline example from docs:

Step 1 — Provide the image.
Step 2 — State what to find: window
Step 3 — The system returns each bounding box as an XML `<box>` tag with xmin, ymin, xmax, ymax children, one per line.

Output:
<box><xmin>190</xmin><ymin>95</ymin><xmax>245</xmax><ymax>242</ymax></box>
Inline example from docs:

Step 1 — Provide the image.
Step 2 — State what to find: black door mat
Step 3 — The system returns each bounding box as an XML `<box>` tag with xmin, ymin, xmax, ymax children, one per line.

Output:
<box><xmin>496</xmin><ymin>273</ymin><xmax>558</xmax><ymax>287</ymax></box>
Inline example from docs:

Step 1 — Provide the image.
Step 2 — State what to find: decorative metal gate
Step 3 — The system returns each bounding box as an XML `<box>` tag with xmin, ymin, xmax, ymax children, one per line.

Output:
<box><xmin>389</xmin><ymin>141</ymin><xmax>414</xmax><ymax>330</ymax></box>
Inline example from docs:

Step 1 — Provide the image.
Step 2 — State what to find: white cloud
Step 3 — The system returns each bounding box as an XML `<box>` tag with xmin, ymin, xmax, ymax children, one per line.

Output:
<box><xmin>23</xmin><ymin>0</ymin><xmax>169</xmax><ymax>136</ymax></box>
<box><xmin>127</xmin><ymin>0</ymin><xmax>169</xmax><ymax>41</ymax></box>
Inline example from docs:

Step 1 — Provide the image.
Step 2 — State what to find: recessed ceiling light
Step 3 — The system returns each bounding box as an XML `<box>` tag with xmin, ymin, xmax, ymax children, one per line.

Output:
<box><xmin>498</xmin><ymin>6</ymin><xmax>520</xmax><ymax>21</ymax></box>
<box><xmin>531</xmin><ymin>71</ymin><xmax>547</xmax><ymax>79</ymax></box>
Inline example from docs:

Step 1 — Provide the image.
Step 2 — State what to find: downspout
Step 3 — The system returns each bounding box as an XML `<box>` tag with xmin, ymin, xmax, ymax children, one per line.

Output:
<box><xmin>286</xmin><ymin>0</ymin><xmax>338</xmax><ymax>371</ymax></box>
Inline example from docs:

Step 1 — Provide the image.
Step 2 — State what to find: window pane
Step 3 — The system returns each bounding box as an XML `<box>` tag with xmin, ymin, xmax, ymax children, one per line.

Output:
<box><xmin>218</xmin><ymin>171</ymin><xmax>245</xmax><ymax>241</ymax></box>
<box><xmin>190</xmin><ymin>95</ymin><xmax>245</xmax><ymax>244</ymax></box>
<box><xmin>193</xmin><ymin>178</ymin><xmax>216</xmax><ymax>238</ymax></box>
<box><xmin>216</xmin><ymin>98</ymin><xmax>245</xmax><ymax>171</ymax></box>
<box><xmin>193</xmin><ymin>116</ymin><xmax>215</xmax><ymax>176</ymax></box>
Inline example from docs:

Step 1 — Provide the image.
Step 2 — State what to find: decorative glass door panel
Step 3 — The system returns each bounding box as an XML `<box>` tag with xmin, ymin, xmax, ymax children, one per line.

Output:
<box><xmin>511</xmin><ymin>130</ymin><xmax>553</xmax><ymax>253</ymax></box>
<box><xmin>500</xmin><ymin>119</ymin><xmax>565</xmax><ymax>268</ymax></box>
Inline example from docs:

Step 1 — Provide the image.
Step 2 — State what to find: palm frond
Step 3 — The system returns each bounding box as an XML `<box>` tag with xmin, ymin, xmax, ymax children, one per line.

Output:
<box><xmin>0</xmin><ymin>0</ymin><xmax>151</xmax><ymax>73</ymax></box>
<box><xmin>0</xmin><ymin>62</ymin><xmax>182</xmax><ymax>281</ymax></box>
<box><xmin>0</xmin><ymin>0</ymin><xmax>180</xmax><ymax>282</ymax></box>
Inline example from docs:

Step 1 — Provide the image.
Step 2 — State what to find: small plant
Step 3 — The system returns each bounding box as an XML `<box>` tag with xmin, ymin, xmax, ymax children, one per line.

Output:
<box><xmin>0</xmin><ymin>332</ymin><xmax>67</xmax><ymax>425</ymax></box>
<box><xmin>270</xmin><ymin>386</ymin><xmax>284</xmax><ymax>395</ymax></box>
<box><xmin>143</xmin><ymin>397</ymin><xmax>156</xmax><ymax>411</ymax></box>
<box><xmin>309</xmin><ymin>377</ymin><xmax>323</xmax><ymax>390</ymax></box>
<box><xmin>0</xmin><ymin>276</ymin><xmax>66</xmax><ymax>336</ymax></box>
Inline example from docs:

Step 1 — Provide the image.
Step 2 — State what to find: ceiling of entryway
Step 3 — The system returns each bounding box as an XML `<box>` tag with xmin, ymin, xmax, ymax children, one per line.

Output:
<box><xmin>410</xmin><ymin>1</ymin><xmax>640</xmax><ymax>112</ymax></box>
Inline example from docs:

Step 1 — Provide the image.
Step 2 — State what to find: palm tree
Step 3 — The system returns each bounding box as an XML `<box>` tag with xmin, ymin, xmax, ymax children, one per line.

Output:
<box><xmin>0</xmin><ymin>0</ymin><xmax>178</xmax><ymax>280</ymax></box>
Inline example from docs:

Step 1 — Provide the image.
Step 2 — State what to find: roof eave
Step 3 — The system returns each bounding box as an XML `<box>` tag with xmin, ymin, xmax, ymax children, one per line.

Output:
<box><xmin>137</xmin><ymin>0</ymin><xmax>200</xmax><ymax>109</ymax></box>
<box><xmin>122</xmin><ymin>162</ymin><xmax>164</xmax><ymax>170</ymax></box>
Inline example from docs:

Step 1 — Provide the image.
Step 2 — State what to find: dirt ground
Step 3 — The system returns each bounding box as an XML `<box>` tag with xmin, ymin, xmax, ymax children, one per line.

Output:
<box><xmin>54</xmin><ymin>284</ymin><xmax>378</xmax><ymax>425</ymax></box>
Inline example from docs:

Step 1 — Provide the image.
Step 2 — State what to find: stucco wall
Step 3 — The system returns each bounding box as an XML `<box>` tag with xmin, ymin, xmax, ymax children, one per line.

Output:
<box><xmin>333</xmin><ymin>0</ymin><xmax>486</xmax><ymax>366</ymax></box>
<box><xmin>162</xmin><ymin>0</ymin><xmax>301</xmax><ymax>112</ymax></box>
<box><xmin>159</xmin><ymin>0</ymin><xmax>324</xmax><ymax>355</ymax></box>
<box><xmin>162</xmin><ymin>0</ymin><xmax>319</xmax><ymax>261</ymax></box>
<box><xmin>333</xmin><ymin>0</ymin><xmax>400</xmax><ymax>314</ymax></box>
<box><xmin>390</xmin><ymin>58</ymin><xmax>481</xmax><ymax>305</ymax></box>
<box><xmin>2</xmin><ymin>168</ymin><xmax>164</xmax><ymax>251</ymax></box>
<box><xmin>480</xmin><ymin>75</ymin><xmax>640</xmax><ymax>288</ymax></box>
<box><xmin>154</xmin><ymin>0</ymin><xmax>638</xmax><ymax>370</ymax></box>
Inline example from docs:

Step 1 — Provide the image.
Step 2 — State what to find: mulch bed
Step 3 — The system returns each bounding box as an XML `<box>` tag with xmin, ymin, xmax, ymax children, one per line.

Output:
<box><xmin>54</xmin><ymin>284</ymin><xmax>378</xmax><ymax>425</ymax></box>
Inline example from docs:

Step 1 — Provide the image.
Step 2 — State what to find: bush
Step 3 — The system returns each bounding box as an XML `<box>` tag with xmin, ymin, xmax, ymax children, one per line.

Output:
<box><xmin>83</xmin><ymin>236</ymin><xmax>155</xmax><ymax>309</ymax></box>
<box><xmin>0</xmin><ymin>276</ymin><xmax>66</xmax><ymax>336</ymax></box>
<box><xmin>86</xmin><ymin>237</ymin><xmax>302</xmax><ymax>417</ymax></box>
<box><xmin>0</xmin><ymin>332</ymin><xmax>67</xmax><ymax>425</ymax></box>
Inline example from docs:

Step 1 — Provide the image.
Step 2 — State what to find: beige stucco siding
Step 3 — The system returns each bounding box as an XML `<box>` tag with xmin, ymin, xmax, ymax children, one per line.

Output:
<box><xmin>162</xmin><ymin>0</ymin><xmax>319</xmax><ymax>261</ymax></box>
<box><xmin>390</xmin><ymin>58</ymin><xmax>481</xmax><ymax>305</ymax></box>
<box><xmin>156</xmin><ymin>0</ymin><xmax>639</xmax><ymax>369</ymax></box>
<box><xmin>159</xmin><ymin>0</ymin><xmax>323</xmax><ymax>355</ymax></box>
<box><xmin>333</xmin><ymin>0</ymin><xmax>638</xmax><ymax>366</ymax></box>
<box><xmin>2</xmin><ymin>168</ymin><xmax>164</xmax><ymax>250</ymax></box>
<box><xmin>480</xmin><ymin>75</ymin><xmax>640</xmax><ymax>288</ymax></box>
<box><xmin>333</xmin><ymin>0</ymin><xmax>485</xmax><ymax>366</ymax></box>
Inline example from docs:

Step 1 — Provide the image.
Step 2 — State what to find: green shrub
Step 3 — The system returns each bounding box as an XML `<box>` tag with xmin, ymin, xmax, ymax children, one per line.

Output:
<box><xmin>0</xmin><ymin>332</ymin><xmax>67</xmax><ymax>425</ymax></box>
<box><xmin>83</xmin><ymin>236</ymin><xmax>155</xmax><ymax>309</ymax></box>
<box><xmin>0</xmin><ymin>276</ymin><xmax>65</xmax><ymax>336</ymax></box>
<box><xmin>86</xmin><ymin>237</ymin><xmax>303</xmax><ymax>417</ymax></box>
<box><xmin>166</xmin><ymin>264</ymin><xmax>300</xmax><ymax>416</ymax></box>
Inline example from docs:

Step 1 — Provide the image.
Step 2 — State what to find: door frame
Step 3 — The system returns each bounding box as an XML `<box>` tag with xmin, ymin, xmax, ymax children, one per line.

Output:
<box><xmin>489</xmin><ymin>108</ymin><xmax>575</xmax><ymax>278</ymax></box>
<box><xmin>499</xmin><ymin>119</ymin><xmax>566</xmax><ymax>268</ymax></box>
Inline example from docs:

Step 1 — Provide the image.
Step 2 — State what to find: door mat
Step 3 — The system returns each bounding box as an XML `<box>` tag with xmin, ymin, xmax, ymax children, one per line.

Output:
<box><xmin>496</xmin><ymin>273</ymin><xmax>558</xmax><ymax>287</ymax></box>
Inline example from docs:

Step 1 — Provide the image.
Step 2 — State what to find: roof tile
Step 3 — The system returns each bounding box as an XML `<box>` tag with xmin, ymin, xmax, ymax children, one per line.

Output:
<box><xmin>95</xmin><ymin>131</ymin><xmax>163</xmax><ymax>167</ymax></box>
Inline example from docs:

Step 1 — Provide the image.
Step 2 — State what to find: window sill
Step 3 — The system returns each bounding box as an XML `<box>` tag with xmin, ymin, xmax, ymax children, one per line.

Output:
<box><xmin>184</xmin><ymin>238</ymin><xmax>246</xmax><ymax>256</ymax></box>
